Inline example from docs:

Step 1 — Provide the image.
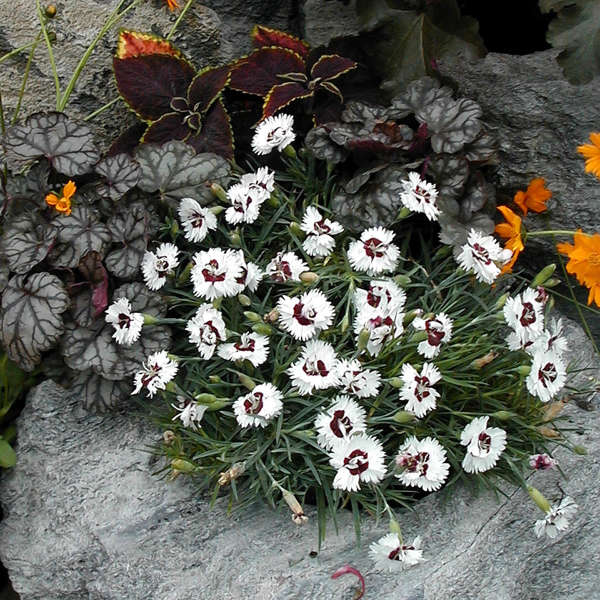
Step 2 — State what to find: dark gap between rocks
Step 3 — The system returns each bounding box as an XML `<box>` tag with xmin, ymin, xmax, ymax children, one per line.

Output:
<box><xmin>458</xmin><ymin>0</ymin><xmax>553</xmax><ymax>55</ymax></box>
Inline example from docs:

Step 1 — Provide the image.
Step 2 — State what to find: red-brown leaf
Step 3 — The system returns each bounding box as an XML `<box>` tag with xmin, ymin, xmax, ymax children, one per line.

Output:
<box><xmin>187</xmin><ymin>99</ymin><xmax>233</xmax><ymax>160</ymax></box>
<box><xmin>113</xmin><ymin>54</ymin><xmax>196</xmax><ymax>121</ymax></box>
<box><xmin>310</xmin><ymin>54</ymin><xmax>356</xmax><ymax>81</ymax></box>
<box><xmin>229</xmin><ymin>47</ymin><xmax>305</xmax><ymax>96</ymax></box>
<box><xmin>142</xmin><ymin>113</ymin><xmax>189</xmax><ymax>145</ymax></box>
<box><xmin>187</xmin><ymin>65</ymin><xmax>230</xmax><ymax>114</ymax></box>
<box><xmin>262</xmin><ymin>82</ymin><xmax>311</xmax><ymax>120</ymax></box>
<box><xmin>116</xmin><ymin>30</ymin><xmax>183</xmax><ymax>60</ymax></box>
<box><xmin>251</xmin><ymin>25</ymin><xmax>309</xmax><ymax>59</ymax></box>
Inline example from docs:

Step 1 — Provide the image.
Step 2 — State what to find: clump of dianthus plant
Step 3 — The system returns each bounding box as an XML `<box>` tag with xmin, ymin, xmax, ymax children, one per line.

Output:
<box><xmin>112</xmin><ymin>115</ymin><xmax>579</xmax><ymax>567</ymax></box>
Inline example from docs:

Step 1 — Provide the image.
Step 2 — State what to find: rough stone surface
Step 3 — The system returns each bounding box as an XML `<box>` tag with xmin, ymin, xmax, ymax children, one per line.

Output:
<box><xmin>302</xmin><ymin>0</ymin><xmax>360</xmax><ymax>49</ymax></box>
<box><xmin>0</xmin><ymin>319</ymin><xmax>598</xmax><ymax>600</ymax></box>
<box><xmin>0</xmin><ymin>0</ymin><xmax>296</xmax><ymax>143</ymax></box>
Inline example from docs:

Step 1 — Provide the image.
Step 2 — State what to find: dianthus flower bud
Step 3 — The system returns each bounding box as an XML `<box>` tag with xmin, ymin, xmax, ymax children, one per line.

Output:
<box><xmin>218</xmin><ymin>462</ymin><xmax>246</xmax><ymax>486</ymax></box>
<box><xmin>530</xmin><ymin>264</ymin><xmax>556</xmax><ymax>288</ymax></box>
<box><xmin>527</xmin><ymin>486</ymin><xmax>551</xmax><ymax>514</ymax></box>
<box><xmin>300</xmin><ymin>271</ymin><xmax>319</xmax><ymax>284</ymax></box>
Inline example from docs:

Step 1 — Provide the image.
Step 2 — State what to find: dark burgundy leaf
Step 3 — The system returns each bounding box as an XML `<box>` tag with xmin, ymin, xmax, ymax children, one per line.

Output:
<box><xmin>187</xmin><ymin>65</ymin><xmax>230</xmax><ymax>114</ymax></box>
<box><xmin>319</xmin><ymin>80</ymin><xmax>343</xmax><ymax>103</ymax></box>
<box><xmin>142</xmin><ymin>113</ymin><xmax>190</xmax><ymax>146</ymax></box>
<box><xmin>251</xmin><ymin>25</ymin><xmax>309</xmax><ymax>59</ymax></box>
<box><xmin>262</xmin><ymin>82</ymin><xmax>311</xmax><ymax>120</ymax></box>
<box><xmin>113</xmin><ymin>54</ymin><xmax>196</xmax><ymax>121</ymax></box>
<box><xmin>107</xmin><ymin>123</ymin><xmax>146</xmax><ymax>156</ymax></box>
<box><xmin>116</xmin><ymin>29</ymin><xmax>184</xmax><ymax>60</ymax></box>
<box><xmin>229</xmin><ymin>47</ymin><xmax>305</xmax><ymax>96</ymax></box>
<box><xmin>310</xmin><ymin>54</ymin><xmax>356</xmax><ymax>81</ymax></box>
<box><xmin>187</xmin><ymin>99</ymin><xmax>233</xmax><ymax>160</ymax></box>
<box><xmin>313</xmin><ymin>93</ymin><xmax>344</xmax><ymax>126</ymax></box>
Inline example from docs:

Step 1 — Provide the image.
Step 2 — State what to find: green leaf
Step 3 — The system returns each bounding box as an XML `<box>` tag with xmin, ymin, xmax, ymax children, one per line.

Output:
<box><xmin>543</xmin><ymin>0</ymin><xmax>600</xmax><ymax>84</ymax></box>
<box><xmin>0</xmin><ymin>213</ymin><xmax>56</xmax><ymax>274</ymax></box>
<box><xmin>0</xmin><ymin>437</ymin><xmax>16</xmax><ymax>468</ymax></box>
<box><xmin>0</xmin><ymin>273</ymin><xmax>70</xmax><ymax>371</ymax></box>
<box><xmin>3</xmin><ymin>112</ymin><xmax>99</xmax><ymax>176</ymax></box>
<box><xmin>135</xmin><ymin>141</ymin><xmax>230</xmax><ymax>205</ymax></box>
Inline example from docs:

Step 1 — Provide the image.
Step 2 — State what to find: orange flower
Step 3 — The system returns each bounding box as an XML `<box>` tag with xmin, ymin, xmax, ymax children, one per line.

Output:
<box><xmin>513</xmin><ymin>178</ymin><xmax>552</xmax><ymax>216</ymax></box>
<box><xmin>557</xmin><ymin>229</ymin><xmax>600</xmax><ymax>307</ymax></box>
<box><xmin>577</xmin><ymin>132</ymin><xmax>600</xmax><ymax>179</ymax></box>
<box><xmin>164</xmin><ymin>0</ymin><xmax>180</xmax><ymax>10</ymax></box>
<box><xmin>45</xmin><ymin>180</ymin><xmax>76</xmax><ymax>216</ymax></box>
<box><xmin>494</xmin><ymin>205</ymin><xmax>524</xmax><ymax>274</ymax></box>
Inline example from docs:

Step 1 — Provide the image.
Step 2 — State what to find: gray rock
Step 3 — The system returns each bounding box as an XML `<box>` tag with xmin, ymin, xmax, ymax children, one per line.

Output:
<box><xmin>439</xmin><ymin>51</ymin><xmax>600</xmax><ymax>335</ymax></box>
<box><xmin>1</xmin><ymin>319</ymin><xmax>599</xmax><ymax>599</ymax></box>
<box><xmin>0</xmin><ymin>0</ymin><xmax>295</xmax><ymax>143</ymax></box>
<box><xmin>302</xmin><ymin>0</ymin><xmax>360</xmax><ymax>48</ymax></box>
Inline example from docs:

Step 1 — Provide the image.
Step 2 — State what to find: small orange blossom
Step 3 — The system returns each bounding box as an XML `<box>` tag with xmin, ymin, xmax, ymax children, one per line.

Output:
<box><xmin>557</xmin><ymin>229</ymin><xmax>600</xmax><ymax>307</ymax></box>
<box><xmin>513</xmin><ymin>178</ymin><xmax>552</xmax><ymax>216</ymax></box>
<box><xmin>494</xmin><ymin>205</ymin><xmax>524</xmax><ymax>274</ymax></box>
<box><xmin>164</xmin><ymin>0</ymin><xmax>180</xmax><ymax>11</ymax></box>
<box><xmin>45</xmin><ymin>180</ymin><xmax>76</xmax><ymax>216</ymax></box>
<box><xmin>577</xmin><ymin>132</ymin><xmax>600</xmax><ymax>179</ymax></box>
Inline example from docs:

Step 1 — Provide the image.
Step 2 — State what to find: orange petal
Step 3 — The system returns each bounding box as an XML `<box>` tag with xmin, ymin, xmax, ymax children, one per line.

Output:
<box><xmin>513</xmin><ymin>190</ymin><xmax>528</xmax><ymax>216</ymax></box>
<box><xmin>556</xmin><ymin>241</ymin><xmax>574</xmax><ymax>256</ymax></box>
<box><xmin>62</xmin><ymin>180</ymin><xmax>76</xmax><ymax>200</ymax></box>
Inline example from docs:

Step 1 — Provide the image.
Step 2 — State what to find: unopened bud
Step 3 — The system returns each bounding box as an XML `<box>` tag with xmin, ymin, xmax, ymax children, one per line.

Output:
<box><xmin>229</xmin><ymin>230</ymin><xmax>241</xmax><ymax>247</ymax></box>
<box><xmin>573</xmin><ymin>445</ymin><xmax>588</xmax><ymax>455</ymax></box>
<box><xmin>393</xmin><ymin>410</ymin><xmax>416</xmax><ymax>423</ymax></box>
<box><xmin>527</xmin><ymin>486</ymin><xmax>551</xmax><ymax>514</ymax></box>
<box><xmin>209</xmin><ymin>205</ymin><xmax>224</xmax><ymax>215</ymax></box>
<box><xmin>410</xmin><ymin>331</ymin><xmax>428</xmax><ymax>343</ymax></box>
<box><xmin>171</xmin><ymin>458</ymin><xmax>196</xmax><ymax>474</ymax></box>
<box><xmin>282</xmin><ymin>144</ymin><xmax>297</xmax><ymax>159</ymax></box>
<box><xmin>389</xmin><ymin>519</ymin><xmax>402</xmax><ymax>535</ymax></box>
<box><xmin>403</xmin><ymin>309</ymin><xmax>422</xmax><ymax>325</ymax></box>
<box><xmin>45</xmin><ymin>4</ymin><xmax>57</xmax><ymax>17</ymax></box>
<box><xmin>494</xmin><ymin>292</ymin><xmax>509</xmax><ymax>309</ymax></box>
<box><xmin>195</xmin><ymin>393</ymin><xmax>217</xmax><ymax>404</ymax></box>
<box><xmin>491</xmin><ymin>410</ymin><xmax>514</xmax><ymax>421</ymax></box>
<box><xmin>206</xmin><ymin>399</ymin><xmax>229</xmax><ymax>411</ymax></box>
<box><xmin>163</xmin><ymin>430</ymin><xmax>176</xmax><ymax>445</ymax></box>
<box><xmin>281</xmin><ymin>488</ymin><xmax>307</xmax><ymax>525</ymax></box>
<box><xmin>394</xmin><ymin>274</ymin><xmax>411</xmax><ymax>287</ymax></box>
<box><xmin>212</xmin><ymin>297</ymin><xmax>223</xmax><ymax>309</ymax></box>
<box><xmin>252</xmin><ymin>322</ymin><xmax>272</xmax><ymax>336</ymax></box>
<box><xmin>542</xmin><ymin>278</ymin><xmax>560</xmax><ymax>288</ymax></box>
<box><xmin>471</xmin><ymin>351</ymin><xmax>497</xmax><ymax>369</ymax></box>
<box><xmin>339</xmin><ymin>313</ymin><xmax>350</xmax><ymax>333</ymax></box>
<box><xmin>170</xmin><ymin>220</ymin><xmax>179</xmax><ymax>238</ymax></box>
<box><xmin>178</xmin><ymin>261</ymin><xmax>193</xmax><ymax>284</ymax></box>
<box><xmin>238</xmin><ymin>293</ymin><xmax>252</xmax><ymax>307</ymax></box>
<box><xmin>267</xmin><ymin>194</ymin><xmax>280</xmax><ymax>208</ymax></box>
<box><xmin>218</xmin><ymin>461</ymin><xmax>246</xmax><ymax>486</ymax></box>
<box><xmin>300</xmin><ymin>271</ymin><xmax>319</xmax><ymax>284</ymax></box>
<box><xmin>530</xmin><ymin>264</ymin><xmax>556</xmax><ymax>288</ymax></box>
<box><xmin>244</xmin><ymin>311</ymin><xmax>262</xmax><ymax>322</ymax></box>
<box><xmin>237</xmin><ymin>372</ymin><xmax>256</xmax><ymax>390</ymax></box>
<box><xmin>357</xmin><ymin>328</ymin><xmax>371</xmax><ymax>350</ymax></box>
<box><xmin>388</xmin><ymin>377</ymin><xmax>403</xmax><ymax>388</ymax></box>
<box><xmin>517</xmin><ymin>365</ymin><xmax>531</xmax><ymax>376</ymax></box>
<box><xmin>210</xmin><ymin>182</ymin><xmax>228</xmax><ymax>203</ymax></box>
<box><xmin>289</xmin><ymin>222</ymin><xmax>304</xmax><ymax>237</ymax></box>
<box><xmin>434</xmin><ymin>245</ymin><xmax>452</xmax><ymax>259</ymax></box>
<box><xmin>143</xmin><ymin>313</ymin><xmax>158</xmax><ymax>326</ymax></box>
<box><xmin>209</xmin><ymin>375</ymin><xmax>221</xmax><ymax>384</ymax></box>
<box><xmin>264</xmin><ymin>308</ymin><xmax>280</xmax><ymax>323</ymax></box>
<box><xmin>397</xmin><ymin>207</ymin><xmax>412</xmax><ymax>220</ymax></box>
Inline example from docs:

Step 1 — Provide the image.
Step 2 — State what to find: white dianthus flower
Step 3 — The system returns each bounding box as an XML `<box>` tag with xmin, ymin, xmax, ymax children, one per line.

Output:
<box><xmin>456</xmin><ymin>228</ymin><xmax>512</xmax><ymax>284</ymax></box>
<box><xmin>395</xmin><ymin>436</ymin><xmax>449</xmax><ymax>492</ymax></box>
<box><xmin>217</xmin><ymin>332</ymin><xmax>269</xmax><ymax>367</ymax></box>
<box><xmin>369</xmin><ymin>534</ymin><xmax>425</xmax><ymax>572</ymax></box>
<box><xmin>300</xmin><ymin>206</ymin><xmax>344</xmax><ymax>257</ymax></box>
<box><xmin>266</xmin><ymin>251</ymin><xmax>308</xmax><ymax>283</ymax></box>
<box><xmin>105</xmin><ymin>297</ymin><xmax>144</xmax><ymax>345</ymax></box>
<box><xmin>171</xmin><ymin>397</ymin><xmax>207</xmax><ymax>430</ymax></box>
<box><xmin>252</xmin><ymin>114</ymin><xmax>296</xmax><ymax>155</ymax></box>
<box><xmin>141</xmin><ymin>242</ymin><xmax>180</xmax><ymax>290</ymax></box>
<box><xmin>132</xmin><ymin>350</ymin><xmax>178</xmax><ymax>398</ymax></box>
<box><xmin>233</xmin><ymin>383</ymin><xmax>283</xmax><ymax>428</ymax></box>
<box><xmin>190</xmin><ymin>248</ymin><xmax>244</xmax><ymax>300</ymax></box>
<box><xmin>177</xmin><ymin>198</ymin><xmax>217</xmax><ymax>243</ymax></box>
<box><xmin>400</xmin><ymin>362</ymin><xmax>441</xmax><ymax>418</ymax></box>
<box><xmin>337</xmin><ymin>359</ymin><xmax>382</xmax><ymax>398</ymax></box>
<box><xmin>314</xmin><ymin>395</ymin><xmax>367</xmax><ymax>450</ymax></box>
<box><xmin>185</xmin><ymin>304</ymin><xmax>226</xmax><ymax>359</ymax></box>
<box><xmin>412</xmin><ymin>313</ymin><xmax>453</xmax><ymax>359</ymax></box>
<box><xmin>347</xmin><ymin>227</ymin><xmax>400</xmax><ymax>274</ymax></box>
<box><xmin>330</xmin><ymin>434</ymin><xmax>387</xmax><ymax>492</ymax></box>
<box><xmin>287</xmin><ymin>339</ymin><xmax>340</xmax><ymax>395</ymax></box>
<box><xmin>534</xmin><ymin>497</ymin><xmax>577</xmax><ymax>539</ymax></box>
<box><xmin>460</xmin><ymin>416</ymin><xmax>506</xmax><ymax>473</ymax></box>
<box><xmin>277</xmin><ymin>289</ymin><xmax>335</xmax><ymax>340</ymax></box>
<box><xmin>400</xmin><ymin>171</ymin><xmax>439</xmax><ymax>221</ymax></box>
<box><xmin>526</xmin><ymin>350</ymin><xmax>566</xmax><ymax>403</ymax></box>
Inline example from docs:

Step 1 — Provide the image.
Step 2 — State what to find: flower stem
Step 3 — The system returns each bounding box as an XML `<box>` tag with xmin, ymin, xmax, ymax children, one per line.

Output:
<box><xmin>84</xmin><ymin>97</ymin><xmax>119</xmax><ymax>122</ymax></box>
<box><xmin>526</xmin><ymin>230</ymin><xmax>577</xmax><ymax>238</ymax></box>
<box><xmin>35</xmin><ymin>0</ymin><xmax>61</xmax><ymax>109</ymax></box>
<box><xmin>0</xmin><ymin>41</ymin><xmax>37</xmax><ymax>65</ymax></box>
<box><xmin>166</xmin><ymin>0</ymin><xmax>195</xmax><ymax>40</ymax></box>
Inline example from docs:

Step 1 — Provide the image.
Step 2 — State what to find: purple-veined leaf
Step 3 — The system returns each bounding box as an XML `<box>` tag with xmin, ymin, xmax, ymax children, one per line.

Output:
<box><xmin>113</xmin><ymin>281</ymin><xmax>167</xmax><ymax>318</ymax></box>
<box><xmin>70</xmin><ymin>371</ymin><xmax>132</xmax><ymax>413</ymax></box>
<box><xmin>3</xmin><ymin>112</ymin><xmax>99</xmax><ymax>176</ymax></box>
<box><xmin>229</xmin><ymin>47</ymin><xmax>305</xmax><ymax>96</ymax></box>
<box><xmin>0</xmin><ymin>272</ymin><xmax>69</xmax><ymax>371</ymax></box>
<box><xmin>305</xmin><ymin>126</ymin><xmax>348</xmax><ymax>164</ymax></box>
<box><xmin>113</xmin><ymin>54</ymin><xmax>196</xmax><ymax>121</ymax></box>
<box><xmin>0</xmin><ymin>213</ymin><xmax>56</xmax><ymax>274</ymax></box>
<box><xmin>95</xmin><ymin>153</ymin><xmax>141</xmax><ymax>201</ymax></box>
<box><xmin>427</xmin><ymin>154</ymin><xmax>469</xmax><ymax>200</ymax></box>
<box><xmin>391</xmin><ymin>76</ymin><xmax>453</xmax><ymax>120</ymax></box>
<box><xmin>55</xmin><ymin>206</ymin><xmax>112</xmax><ymax>261</ymax></box>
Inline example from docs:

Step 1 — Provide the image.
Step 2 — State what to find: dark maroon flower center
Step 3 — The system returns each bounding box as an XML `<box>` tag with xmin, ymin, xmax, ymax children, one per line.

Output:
<box><xmin>202</xmin><ymin>259</ymin><xmax>226</xmax><ymax>282</ymax></box>
<box><xmin>520</xmin><ymin>302</ymin><xmax>537</xmax><ymax>327</ymax></box>
<box><xmin>538</xmin><ymin>362</ymin><xmax>558</xmax><ymax>387</ymax></box>
<box><xmin>425</xmin><ymin>319</ymin><xmax>445</xmax><ymax>346</ymax></box>
<box><xmin>267</xmin><ymin>126</ymin><xmax>285</xmax><ymax>143</ymax></box>
<box><xmin>234</xmin><ymin>338</ymin><xmax>256</xmax><ymax>353</ymax></box>
<box><xmin>236</xmin><ymin>267</ymin><xmax>248</xmax><ymax>285</ymax></box>
<box><xmin>155</xmin><ymin>257</ymin><xmax>170</xmax><ymax>275</ymax></box>
<box><xmin>478</xmin><ymin>432</ymin><xmax>491</xmax><ymax>453</ymax></box>
<box><xmin>303</xmin><ymin>358</ymin><xmax>329</xmax><ymax>377</ymax></box>
<box><xmin>363</xmin><ymin>237</ymin><xmax>386</xmax><ymax>259</ymax></box>
<box><xmin>314</xmin><ymin>219</ymin><xmax>331</xmax><ymax>234</ymax></box>
<box><xmin>141</xmin><ymin>363</ymin><xmax>160</xmax><ymax>387</ymax></box>
<box><xmin>117</xmin><ymin>312</ymin><xmax>132</xmax><ymax>330</ymax></box>
<box><xmin>200</xmin><ymin>320</ymin><xmax>222</xmax><ymax>343</ymax></box>
<box><xmin>330</xmin><ymin>410</ymin><xmax>352</xmax><ymax>438</ymax></box>
<box><xmin>244</xmin><ymin>391</ymin><xmax>264</xmax><ymax>415</ymax></box>
<box><xmin>344</xmin><ymin>449</ymin><xmax>369</xmax><ymax>475</ymax></box>
<box><xmin>414</xmin><ymin>185</ymin><xmax>432</xmax><ymax>204</ymax></box>
<box><xmin>190</xmin><ymin>212</ymin><xmax>205</xmax><ymax>229</ymax></box>
<box><xmin>413</xmin><ymin>376</ymin><xmax>431</xmax><ymax>402</ymax></box>
<box><xmin>399</xmin><ymin>451</ymin><xmax>430</xmax><ymax>475</ymax></box>
<box><xmin>272</xmin><ymin>260</ymin><xmax>292</xmax><ymax>282</ymax></box>
<box><xmin>472</xmin><ymin>243</ymin><xmax>492</xmax><ymax>265</ymax></box>
<box><xmin>388</xmin><ymin>544</ymin><xmax>415</xmax><ymax>561</ymax></box>
<box><xmin>293</xmin><ymin>301</ymin><xmax>316</xmax><ymax>326</ymax></box>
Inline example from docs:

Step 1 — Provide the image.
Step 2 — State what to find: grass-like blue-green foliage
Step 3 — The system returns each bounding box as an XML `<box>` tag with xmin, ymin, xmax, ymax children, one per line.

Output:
<box><xmin>151</xmin><ymin>149</ymin><xmax>575</xmax><ymax>546</ymax></box>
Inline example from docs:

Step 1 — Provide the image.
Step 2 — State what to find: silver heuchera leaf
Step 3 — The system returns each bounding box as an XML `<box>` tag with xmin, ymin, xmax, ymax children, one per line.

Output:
<box><xmin>113</xmin><ymin>281</ymin><xmax>167</xmax><ymax>318</ymax></box>
<box><xmin>438</xmin><ymin>211</ymin><xmax>495</xmax><ymax>248</ymax></box>
<box><xmin>55</xmin><ymin>206</ymin><xmax>112</xmax><ymax>261</ymax></box>
<box><xmin>0</xmin><ymin>272</ymin><xmax>69</xmax><ymax>371</ymax></box>
<box><xmin>72</xmin><ymin>289</ymin><xmax>97</xmax><ymax>328</ymax></box>
<box><xmin>136</xmin><ymin>141</ymin><xmax>230</xmax><ymax>205</ymax></box>
<box><xmin>417</xmin><ymin>97</ymin><xmax>483</xmax><ymax>154</ymax></box>
<box><xmin>391</xmin><ymin>77</ymin><xmax>453</xmax><ymax>118</ymax></box>
<box><xmin>105</xmin><ymin>204</ymin><xmax>156</xmax><ymax>279</ymax></box>
<box><xmin>305</xmin><ymin>126</ymin><xmax>348</xmax><ymax>164</ymax></box>
<box><xmin>2</xmin><ymin>160</ymin><xmax>50</xmax><ymax>217</ymax></box>
<box><xmin>341</xmin><ymin>101</ymin><xmax>390</xmax><ymax>124</ymax></box>
<box><xmin>95</xmin><ymin>153</ymin><xmax>141</xmax><ymax>201</ymax></box>
<box><xmin>3</xmin><ymin>112</ymin><xmax>99</xmax><ymax>176</ymax></box>
<box><xmin>0</xmin><ymin>213</ymin><xmax>57</xmax><ymax>273</ymax></box>
<box><xmin>463</xmin><ymin>129</ymin><xmax>497</xmax><ymax>164</ymax></box>
<box><xmin>118</xmin><ymin>325</ymin><xmax>172</xmax><ymax>371</ymax></box>
<box><xmin>427</xmin><ymin>154</ymin><xmax>469</xmax><ymax>200</ymax></box>
<box><xmin>47</xmin><ymin>242</ymin><xmax>80</xmax><ymax>268</ymax></box>
<box><xmin>71</xmin><ymin>371</ymin><xmax>131</xmax><ymax>413</ymax></box>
